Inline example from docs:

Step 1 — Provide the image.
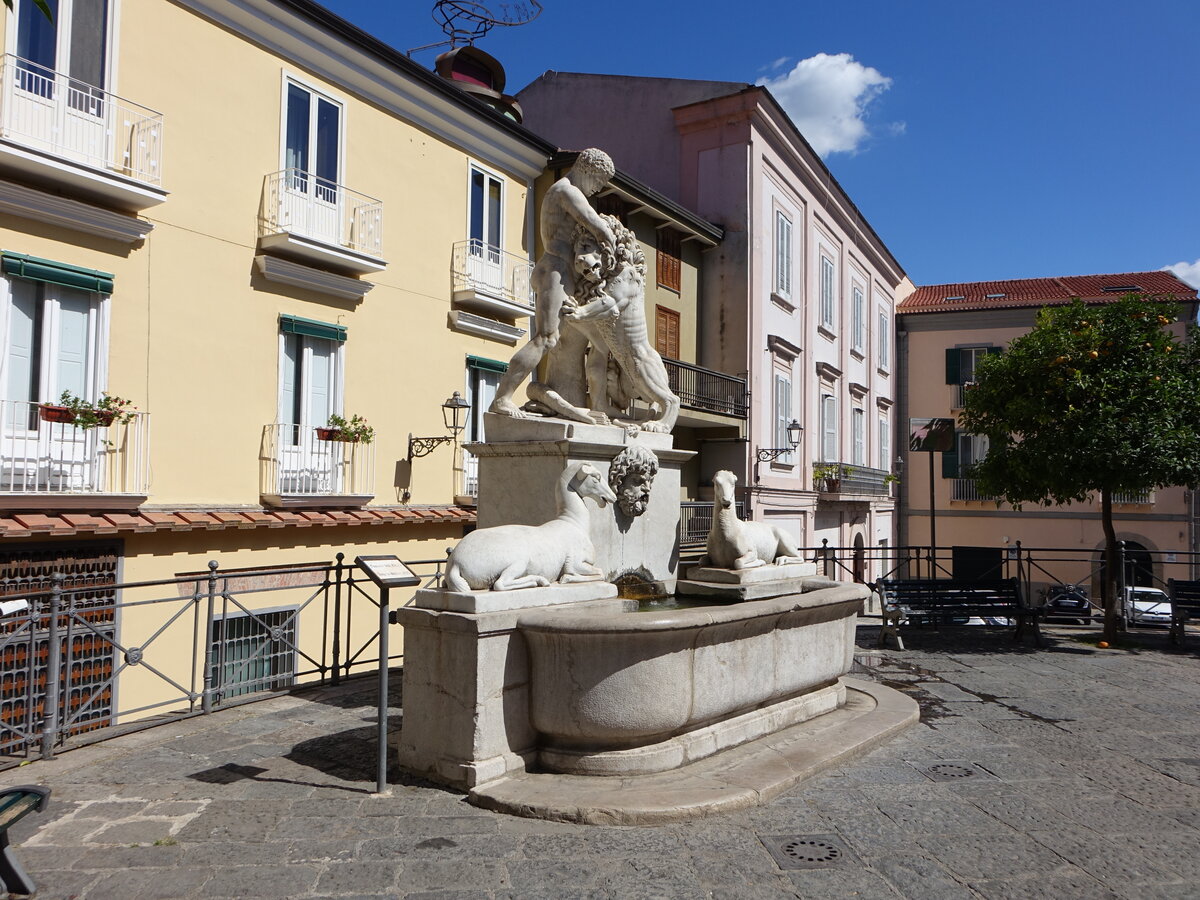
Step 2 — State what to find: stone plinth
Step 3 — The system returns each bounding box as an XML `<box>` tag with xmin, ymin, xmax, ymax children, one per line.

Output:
<box><xmin>395</xmin><ymin>590</ymin><xmax>632</xmax><ymax>789</ymax></box>
<box><xmin>414</xmin><ymin>581</ymin><xmax>616</xmax><ymax>614</ymax></box>
<box><xmin>677</xmin><ymin>569</ymin><xmax>831</xmax><ymax>602</ymax></box>
<box><xmin>468</xmin><ymin>414</ymin><xmax>694</xmax><ymax>593</ymax></box>
<box><xmin>685</xmin><ymin>562</ymin><xmax>817</xmax><ymax>583</ymax></box>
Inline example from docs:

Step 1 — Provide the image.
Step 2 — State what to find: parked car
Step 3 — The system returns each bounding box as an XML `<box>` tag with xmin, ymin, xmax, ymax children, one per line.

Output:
<box><xmin>1122</xmin><ymin>586</ymin><xmax>1172</xmax><ymax>627</ymax></box>
<box><xmin>1045</xmin><ymin>584</ymin><xmax>1092</xmax><ymax>624</ymax></box>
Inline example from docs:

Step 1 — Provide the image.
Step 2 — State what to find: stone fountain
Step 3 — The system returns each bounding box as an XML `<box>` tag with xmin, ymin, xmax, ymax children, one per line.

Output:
<box><xmin>395</xmin><ymin>150</ymin><xmax>915</xmax><ymax>822</ymax></box>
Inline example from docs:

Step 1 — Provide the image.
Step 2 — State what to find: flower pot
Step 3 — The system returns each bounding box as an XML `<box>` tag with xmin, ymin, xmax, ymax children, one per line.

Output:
<box><xmin>94</xmin><ymin>410</ymin><xmax>117</xmax><ymax>427</ymax></box>
<box><xmin>315</xmin><ymin>427</ymin><xmax>342</xmax><ymax>442</ymax></box>
<box><xmin>39</xmin><ymin>405</ymin><xmax>74</xmax><ymax>424</ymax></box>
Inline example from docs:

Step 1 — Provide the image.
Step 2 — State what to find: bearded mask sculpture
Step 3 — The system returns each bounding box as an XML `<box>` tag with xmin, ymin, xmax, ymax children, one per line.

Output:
<box><xmin>608</xmin><ymin>445</ymin><xmax>659</xmax><ymax>517</ymax></box>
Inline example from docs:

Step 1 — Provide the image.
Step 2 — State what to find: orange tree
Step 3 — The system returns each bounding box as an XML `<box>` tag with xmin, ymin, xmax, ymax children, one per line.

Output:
<box><xmin>959</xmin><ymin>296</ymin><xmax>1200</xmax><ymax>642</ymax></box>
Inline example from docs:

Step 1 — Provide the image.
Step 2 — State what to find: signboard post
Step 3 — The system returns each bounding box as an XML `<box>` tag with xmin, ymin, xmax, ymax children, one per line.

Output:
<box><xmin>355</xmin><ymin>556</ymin><xmax>420</xmax><ymax>795</ymax></box>
<box><xmin>909</xmin><ymin>419</ymin><xmax>956</xmax><ymax>576</ymax></box>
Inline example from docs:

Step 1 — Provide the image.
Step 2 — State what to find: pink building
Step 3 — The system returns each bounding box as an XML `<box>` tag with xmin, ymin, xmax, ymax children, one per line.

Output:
<box><xmin>518</xmin><ymin>74</ymin><xmax>911</xmax><ymax>568</ymax></box>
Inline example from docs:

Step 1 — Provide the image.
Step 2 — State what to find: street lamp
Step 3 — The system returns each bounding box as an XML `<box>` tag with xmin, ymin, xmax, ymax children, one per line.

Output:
<box><xmin>407</xmin><ymin>391</ymin><xmax>472</xmax><ymax>461</ymax></box>
<box><xmin>754</xmin><ymin>419</ymin><xmax>802</xmax><ymax>482</ymax></box>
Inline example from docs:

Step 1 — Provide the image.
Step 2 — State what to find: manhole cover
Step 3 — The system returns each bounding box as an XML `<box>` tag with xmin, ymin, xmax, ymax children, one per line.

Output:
<box><xmin>922</xmin><ymin>763</ymin><xmax>977</xmax><ymax>781</ymax></box>
<box><xmin>759</xmin><ymin>834</ymin><xmax>856</xmax><ymax>870</ymax></box>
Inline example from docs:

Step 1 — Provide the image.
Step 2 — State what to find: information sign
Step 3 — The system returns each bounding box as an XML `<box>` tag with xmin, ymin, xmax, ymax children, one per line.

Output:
<box><xmin>354</xmin><ymin>555</ymin><xmax>421</xmax><ymax>589</ymax></box>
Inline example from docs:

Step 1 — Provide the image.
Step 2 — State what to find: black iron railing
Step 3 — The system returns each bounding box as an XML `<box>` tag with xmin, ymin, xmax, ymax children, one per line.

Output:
<box><xmin>663</xmin><ymin>358</ymin><xmax>748</xmax><ymax>419</ymax></box>
<box><xmin>813</xmin><ymin>463</ymin><xmax>892</xmax><ymax>496</ymax></box>
<box><xmin>679</xmin><ymin>500</ymin><xmax>745</xmax><ymax>551</ymax></box>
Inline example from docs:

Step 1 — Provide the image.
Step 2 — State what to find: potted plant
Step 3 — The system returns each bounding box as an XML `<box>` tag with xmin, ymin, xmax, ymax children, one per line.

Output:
<box><xmin>316</xmin><ymin>413</ymin><xmax>375</xmax><ymax>444</ymax></box>
<box><xmin>40</xmin><ymin>391</ymin><xmax>137</xmax><ymax>428</ymax></box>
<box><xmin>813</xmin><ymin>462</ymin><xmax>842</xmax><ymax>492</ymax></box>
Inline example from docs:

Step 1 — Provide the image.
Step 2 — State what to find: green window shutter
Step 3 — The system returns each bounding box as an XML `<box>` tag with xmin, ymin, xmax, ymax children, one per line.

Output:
<box><xmin>941</xmin><ymin>435</ymin><xmax>960</xmax><ymax>479</ymax></box>
<box><xmin>279</xmin><ymin>314</ymin><xmax>346</xmax><ymax>342</ymax></box>
<box><xmin>467</xmin><ymin>355</ymin><xmax>508</xmax><ymax>374</ymax></box>
<box><xmin>945</xmin><ymin>348</ymin><xmax>960</xmax><ymax>385</ymax></box>
<box><xmin>1</xmin><ymin>252</ymin><xmax>114</xmax><ymax>294</ymax></box>
<box><xmin>987</xmin><ymin>346</ymin><xmax>1002</xmax><ymax>357</ymax></box>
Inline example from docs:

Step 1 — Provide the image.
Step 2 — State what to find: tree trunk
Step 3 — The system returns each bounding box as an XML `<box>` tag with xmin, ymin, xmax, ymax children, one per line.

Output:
<box><xmin>1101</xmin><ymin>487</ymin><xmax>1119</xmax><ymax>642</ymax></box>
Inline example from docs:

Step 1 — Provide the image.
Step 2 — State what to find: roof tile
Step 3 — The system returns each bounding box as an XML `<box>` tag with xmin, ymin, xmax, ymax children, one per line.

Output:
<box><xmin>899</xmin><ymin>270</ymin><xmax>1197</xmax><ymax>314</ymax></box>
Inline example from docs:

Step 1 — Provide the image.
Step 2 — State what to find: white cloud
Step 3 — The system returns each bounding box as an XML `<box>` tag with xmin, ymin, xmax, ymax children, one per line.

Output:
<box><xmin>1164</xmin><ymin>259</ymin><xmax>1200</xmax><ymax>289</ymax></box>
<box><xmin>757</xmin><ymin>52</ymin><xmax>895</xmax><ymax>157</ymax></box>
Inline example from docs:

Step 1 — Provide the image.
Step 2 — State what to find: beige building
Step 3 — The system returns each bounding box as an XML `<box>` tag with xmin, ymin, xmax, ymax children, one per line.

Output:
<box><xmin>897</xmin><ymin>271</ymin><xmax>1199</xmax><ymax>594</ymax></box>
<box><xmin>0</xmin><ymin>0</ymin><xmax>567</xmax><ymax>745</ymax></box>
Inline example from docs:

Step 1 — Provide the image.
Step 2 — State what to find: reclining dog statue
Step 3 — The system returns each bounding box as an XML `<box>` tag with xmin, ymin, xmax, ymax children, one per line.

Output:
<box><xmin>699</xmin><ymin>470</ymin><xmax>805</xmax><ymax>570</ymax></box>
<box><xmin>445</xmin><ymin>462</ymin><xmax>616</xmax><ymax>591</ymax></box>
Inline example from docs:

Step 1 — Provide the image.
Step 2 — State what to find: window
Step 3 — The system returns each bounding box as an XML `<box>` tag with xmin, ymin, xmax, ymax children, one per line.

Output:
<box><xmin>878</xmin><ymin>310</ymin><xmax>890</xmax><ymax>370</ymax></box>
<box><xmin>2</xmin><ymin>274</ymin><xmax>106</xmax><ymax>410</ymax></box>
<box><xmin>462</xmin><ymin>356</ymin><xmax>505</xmax><ymax>498</ymax></box>
<box><xmin>820</xmin><ymin>255</ymin><xmax>836</xmax><ymax>329</ymax></box>
<box><xmin>820</xmin><ymin>392</ymin><xmax>838</xmax><ymax>461</ymax></box>
<box><xmin>594</xmin><ymin>194</ymin><xmax>628</xmax><ymax>224</ymax></box>
<box><xmin>852</xmin><ymin>286</ymin><xmax>865</xmax><ymax>353</ymax></box>
<box><xmin>210</xmin><ymin>608</ymin><xmax>297</xmax><ymax>702</ymax></box>
<box><xmin>469</xmin><ymin>165</ymin><xmax>503</xmax><ymax>251</ymax></box>
<box><xmin>945</xmin><ymin>346</ymin><xmax>1000</xmax><ymax>384</ymax></box>
<box><xmin>279</xmin><ymin>326</ymin><xmax>344</xmax><ymax>440</ymax></box>
<box><xmin>655</xmin><ymin>306</ymin><xmax>680</xmax><ymax>359</ymax></box>
<box><xmin>878</xmin><ymin>414</ymin><xmax>890</xmax><ymax>472</ymax></box>
<box><xmin>774</xmin><ymin>212</ymin><xmax>793</xmax><ymax>299</ymax></box>
<box><xmin>774</xmin><ymin>373</ymin><xmax>793</xmax><ymax>464</ymax></box>
<box><xmin>657</xmin><ymin>228</ymin><xmax>681</xmax><ymax>292</ymax></box>
<box><xmin>943</xmin><ymin>431</ymin><xmax>989</xmax><ymax>479</ymax></box>
<box><xmin>15</xmin><ymin>0</ymin><xmax>110</xmax><ymax>109</ymax></box>
<box><xmin>284</xmin><ymin>80</ymin><xmax>342</xmax><ymax>201</ymax></box>
<box><xmin>852</xmin><ymin>407</ymin><xmax>865</xmax><ymax>466</ymax></box>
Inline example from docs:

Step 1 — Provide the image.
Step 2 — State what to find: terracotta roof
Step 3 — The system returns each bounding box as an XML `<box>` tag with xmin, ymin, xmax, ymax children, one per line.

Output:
<box><xmin>0</xmin><ymin>506</ymin><xmax>475</xmax><ymax>540</ymax></box>
<box><xmin>899</xmin><ymin>271</ymin><xmax>1197</xmax><ymax>314</ymax></box>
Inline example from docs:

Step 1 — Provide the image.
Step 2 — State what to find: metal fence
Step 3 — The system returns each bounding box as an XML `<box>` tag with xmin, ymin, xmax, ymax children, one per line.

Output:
<box><xmin>679</xmin><ymin>501</ymin><xmax>745</xmax><ymax>551</ymax></box>
<box><xmin>663</xmin><ymin>358</ymin><xmax>749</xmax><ymax>418</ymax></box>
<box><xmin>259</xmin><ymin>424</ymin><xmax>376</xmax><ymax>504</ymax></box>
<box><xmin>261</xmin><ymin>168</ymin><xmax>383</xmax><ymax>257</ymax></box>
<box><xmin>0</xmin><ymin>552</ymin><xmax>446</xmax><ymax>764</ymax></box>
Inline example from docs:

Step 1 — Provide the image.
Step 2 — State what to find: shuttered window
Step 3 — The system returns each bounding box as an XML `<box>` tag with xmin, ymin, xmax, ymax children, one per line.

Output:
<box><xmin>655</xmin><ymin>306</ymin><xmax>680</xmax><ymax>359</ymax></box>
<box><xmin>774</xmin><ymin>374</ymin><xmax>793</xmax><ymax>464</ymax></box>
<box><xmin>821</xmin><ymin>393</ymin><xmax>838</xmax><ymax>462</ymax></box>
<box><xmin>852</xmin><ymin>408</ymin><xmax>865</xmax><ymax>466</ymax></box>
<box><xmin>656</xmin><ymin>228</ymin><xmax>681</xmax><ymax>292</ymax></box>
<box><xmin>820</xmin><ymin>256</ymin><xmax>836</xmax><ymax>329</ymax></box>
<box><xmin>775</xmin><ymin>212</ymin><xmax>793</xmax><ymax>299</ymax></box>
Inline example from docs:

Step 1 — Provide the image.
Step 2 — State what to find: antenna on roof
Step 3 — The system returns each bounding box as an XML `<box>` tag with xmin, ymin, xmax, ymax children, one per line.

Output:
<box><xmin>408</xmin><ymin>1</ymin><xmax>544</xmax><ymax>55</ymax></box>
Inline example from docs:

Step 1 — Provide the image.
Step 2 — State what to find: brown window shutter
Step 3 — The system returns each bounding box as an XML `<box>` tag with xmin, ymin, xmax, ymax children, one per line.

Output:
<box><xmin>656</xmin><ymin>306</ymin><xmax>680</xmax><ymax>358</ymax></box>
<box><xmin>657</xmin><ymin>228</ymin><xmax>681</xmax><ymax>292</ymax></box>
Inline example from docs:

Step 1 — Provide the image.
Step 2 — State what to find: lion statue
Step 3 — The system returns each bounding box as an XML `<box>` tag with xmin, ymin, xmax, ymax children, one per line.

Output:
<box><xmin>527</xmin><ymin>215</ymin><xmax>680</xmax><ymax>434</ymax></box>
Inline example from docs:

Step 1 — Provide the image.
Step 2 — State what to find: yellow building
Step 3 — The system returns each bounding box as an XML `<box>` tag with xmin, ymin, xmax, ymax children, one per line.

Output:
<box><xmin>0</xmin><ymin>0</ymin><xmax>565</xmax><ymax>748</ymax></box>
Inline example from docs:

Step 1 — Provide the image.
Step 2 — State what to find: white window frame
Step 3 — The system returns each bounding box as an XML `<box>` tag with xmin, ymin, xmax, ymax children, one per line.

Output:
<box><xmin>277</xmin><ymin>331</ymin><xmax>345</xmax><ymax>430</ymax></box>
<box><xmin>878</xmin><ymin>413</ymin><xmax>890</xmax><ymax>472</ymax></box>
<box><xmin>774</xmin><ymin>210</ymin><xmax>793</xmax><ymax>300</ymax></box>
<box><xmin>878</xmin><ymin>308</ymin><xmax>890</xmax><ymax>371</ymax></box>
<box><xmin>851</xmin><ymin>285</ymin><xmax>865</xmax><ymax>353</ymax></box>
<box><xmin>279</xmin><ymin>73</ymin><xmax>345</xmax><ymax>187</ymax></box>
<box><xmin>819</xmin><ymin>254</ymin><xmax>836</xmax><ymax>331</ymax></box>
<box><xmin>467</xmin><ymin>161</ymin><xmax>506</xmax><ymax>251</ymax></box>
<box><xmin>7</xmin><ymin>0</ymin><xmax>118</xmax><ymax>92</ymax></box>
<box><xmin>820</xmin><ymin>392</ymin><xmax>838</xmax><ymax>462</ymax></box>
<box><xmin>959</xmin><ymin>432</ymin><xmax>990</xmax><ymax>472</ymax></box>
<box><xmin>0</xmin><ymin>275</ymin><xmax>109</xmax><ymax>410</ymax></box>
<box><xmin>773</xmin><ymin>371</ymin><xmax>794</xmax><ymax>465</ymax></box>
<box><xmin>852</xmin><ymin>407</ymin><xmax>865</xmax><ymax>466</ymax></box>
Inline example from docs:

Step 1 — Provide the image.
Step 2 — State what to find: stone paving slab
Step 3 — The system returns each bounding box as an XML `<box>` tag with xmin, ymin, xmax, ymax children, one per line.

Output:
<box><xmin>2</xmin><ymin>623</ymin><xmax>1200</xmax><ymax>897</ymax></box>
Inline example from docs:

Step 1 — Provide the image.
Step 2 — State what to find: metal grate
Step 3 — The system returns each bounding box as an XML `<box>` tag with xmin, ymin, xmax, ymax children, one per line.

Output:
<box><xmin>210</xmin><ymin>608</ymin><xmax>297</xmax><ymax>702</ymax></box>
<box><xmin>759</xmin><ymin>834</ymin><xmax>856</xmax><ymax>870</ymax></box>
<box><xmin>0</xmin><ymin>544</ymin><xmax>120</xmax><ymax>754</ymax></box>
<box><xmin>920</xmin><ymin>762</ymin><xmax>979</xmax><ymax>781</ymax></box>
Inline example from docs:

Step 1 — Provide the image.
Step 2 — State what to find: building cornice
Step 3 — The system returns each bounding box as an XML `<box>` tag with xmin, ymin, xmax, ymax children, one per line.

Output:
<box><xmin>174</xmin><ymin>0</ymin><xmax>553</xmax><ymax>180</ymax></box>
<box><xmin>0</xmin><ymin>179</ymin><xmax>153</xmax><ymax>244</ymax></box>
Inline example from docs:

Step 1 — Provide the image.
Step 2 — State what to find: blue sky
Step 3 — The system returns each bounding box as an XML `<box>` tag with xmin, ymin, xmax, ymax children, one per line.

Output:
<box><xmin>324</xmin><ymin>0</ymin><xmax>1198</xmax><ymax>289</ymax></box>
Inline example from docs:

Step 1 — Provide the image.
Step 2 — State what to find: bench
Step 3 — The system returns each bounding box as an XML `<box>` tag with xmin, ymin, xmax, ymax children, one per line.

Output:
<box><xmin>1168</xmin><ymin>579</ymin><xmax>1200</xmax><ymax>646</ymax></box>
<box><xmin>875</xmin><ymin>578</ymin><xmax>1042</xmax><ymax>650</ymax></box>
<box><xmin>0</xmin><ymin>786</ymin><xmax>50</xmax><ymax>896</ymax></box>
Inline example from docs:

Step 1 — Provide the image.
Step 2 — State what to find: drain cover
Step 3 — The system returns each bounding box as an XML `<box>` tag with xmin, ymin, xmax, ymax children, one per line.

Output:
<box><xmin>921</xmin><ymin>763</ymin><xmax>978</xmax><ymax>781</ymax></box>
<box><xmin>759</xmin><ymin>834</ymin><xmax>856</xmax><ymax>870</ymax></box>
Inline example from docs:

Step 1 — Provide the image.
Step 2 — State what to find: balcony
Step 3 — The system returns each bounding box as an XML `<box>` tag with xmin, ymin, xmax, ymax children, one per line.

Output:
<box><xmin>0</xmin><ymin>400</ymin><xmax>149</xmax><ymax>509</ymax></box>
<box><xmin>451</xmin><ymin>240</ymin><xmax>535</xmax><ymax>319</ymax></box>
<box><xmin>259</xmin><ymin>169</ymin><xmax>385</xmax><ymax>275</ymax></box>
<box><xmin>663</xmin><ymin>358</ymin><xmax>748</xmax><ymax>419</ymax></box>
<box><xmin>814</xmin><ymin>463</ymin><xmax>893</xmax><ymax>498</ymax></box>
<box><xmin>951</xmin><ymin>478</ymin><xmax>996</xmax><ymax>501</ymax></box>
<box><xmin>1112</xmin><ymin>489</ymin><xmax>1153</xmax><ymax>505</ymax></box>
<box><xmin>459</xmin><ymin>449</ymin><xmax>480</xmax><ymax>504</ymax></box>
<box><xmin>0</xmin><ymin>54</ymin><xmax>165</xmax><ymax>210</ymax></box>
<box><xmin>951</xmin><ymin>382</ymin><xmax>975</xmax><ymax>409</ymax></box>
<box><xmin>680</xmin><ymin>500</ymin><xmax>745</xmax><ymax>552</ymax></box>
<box><xmin>259</xmin><ymin>424</ymin><xmax>375</xmax><ymax>508</ymax></box>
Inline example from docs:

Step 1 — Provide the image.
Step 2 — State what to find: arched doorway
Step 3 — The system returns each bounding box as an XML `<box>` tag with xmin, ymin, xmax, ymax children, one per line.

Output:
<box><xmin>852</xmin><ymin>533</ymin><xmax>866</xmax><ymax>584</ymax></box>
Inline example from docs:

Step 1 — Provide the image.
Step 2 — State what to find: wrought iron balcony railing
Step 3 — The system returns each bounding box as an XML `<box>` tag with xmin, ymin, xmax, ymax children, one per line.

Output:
<box><xmin>261</xmin><ymin>169</ymin><xmax>383</xmax><ymax>258</ymax></box>
<box><xmin>450</xmin><ymin>240</ymin><xmax>535</xmax><ymax>315</ymax></box>
<box><xmin>0</xmin><ymin>54</ymin><xmax>163</xmax><ymax>185</ymax></box>
<box><xmin>680</xmin><ymin>500</ymin><xmax>746</xmax><ymax>550</ymax></box>
<box><xmin>0</xmin><ymin>400</ymin><xmax>149</xmax><ymax>502</ymax></box>
<box><xmin>813</xmin><ymin>463</ymin><xmax>893</xmax><ymax>496</ymax></box>
<box><xmin>260</xmin><ymin>423</ymin><xmax>375</xmax><ymax>506</ymax></box>
<box><xmin>663</xmin><ymin>358</ymin><xmax>748</xmax><ymax>419</ymax></box>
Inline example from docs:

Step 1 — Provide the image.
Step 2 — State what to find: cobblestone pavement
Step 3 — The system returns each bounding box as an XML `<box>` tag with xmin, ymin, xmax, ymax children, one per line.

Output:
<box><xmin>4</xmin><ymin>624</ymin><xmax>1200</xmax><ymax>899</ymax></box>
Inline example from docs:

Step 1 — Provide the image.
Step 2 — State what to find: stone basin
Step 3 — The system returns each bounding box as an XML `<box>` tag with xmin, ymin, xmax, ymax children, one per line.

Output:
<box><xmin>517</xmin><ymin>578</ymin><xmax>867</xmax><ymax>775</ymax></box>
